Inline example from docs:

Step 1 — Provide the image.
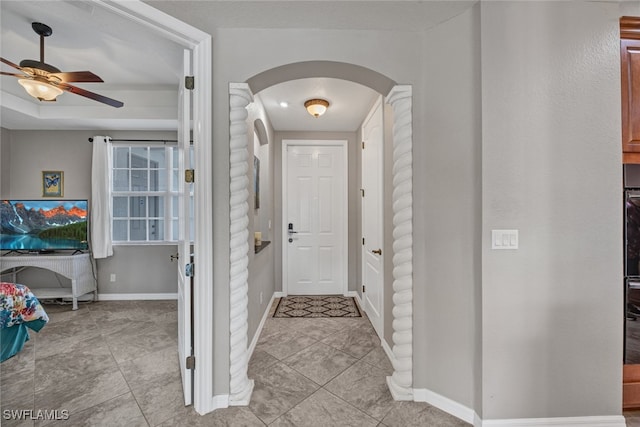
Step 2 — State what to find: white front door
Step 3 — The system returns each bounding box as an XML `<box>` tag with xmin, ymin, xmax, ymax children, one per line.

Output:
<box><xmin>284</xmin><ymin>141</ymin><xmax>347</xmax><ymax>295</ymax></box>
<box><xmin>361</xmin><ymin>97</ymin><xmax>384</xmax><ymax>337</ymax></box>
<box><xmin>177</xmin><ymin>49</ymin><xmax>193</xmax><ymax>406</ymax></box>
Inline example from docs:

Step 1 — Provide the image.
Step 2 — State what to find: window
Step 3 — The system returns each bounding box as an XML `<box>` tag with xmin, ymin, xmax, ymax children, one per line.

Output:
<box><xmin>111</xmin><ymin>145</ymin><xmax>191</xmax><ymax>243</ymax></box>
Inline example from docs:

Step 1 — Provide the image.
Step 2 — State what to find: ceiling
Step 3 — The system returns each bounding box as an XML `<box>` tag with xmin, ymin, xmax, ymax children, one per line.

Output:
<box><xmin>1</xmin><ymin>1</ymin><xmax>475</xmax><ymax>133</ymax></box>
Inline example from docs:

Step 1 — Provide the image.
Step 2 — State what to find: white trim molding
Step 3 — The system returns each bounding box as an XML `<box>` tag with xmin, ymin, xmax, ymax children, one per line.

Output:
<box><xmin>248</xmin><ymin>293</ymin><xmax>278</xmax><ymax>358</ymax></box>
<box><xmin>385</xmin><ymin>84</ymin><xmax>414</xmax><ymax>401</ymax></box>
<box><xmin>227</xmin><ymin>80</ymin><xmax>415</xmax><ymax>409</ymax></box>
<box><xmin>228</xmin><ymin>82</ymin><xmax>255</xmax><ymax>406</ymax></box>
<box><xmin>97</xmin><ymin>293</ymin><xmax>177</xmax><ymax>300</ymax></box>
<box><xmin>477</xmin><ymin>416</ymin><xmax>626</xmax><ymax>427</ymax></box>
<box><xmin>89</xmin><ymin>1</ymin><xmax>214</xmax><ymax>415</ymax></box>
<box><xmin>413</xmin><ymin>388</ymin><xmax>475</xmax><ymax>425</ymax></box>
<box><xmin>281</xmin><ymin>139</ymin><xmax>349</xmax><ymax>297</ymax></box>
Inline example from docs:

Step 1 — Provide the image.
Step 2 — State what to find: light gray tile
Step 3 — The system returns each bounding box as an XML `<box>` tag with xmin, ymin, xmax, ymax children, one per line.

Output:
<box><xmin>321</xmin><ymin>324</ymin><xmax>380</xmax><ymax>359</ymax></box>
<box><xmin>119</xmin><ymin>346</ymin><xmax>180</xmax><ymax>388</ymax></box>
<box><xmin>292</xmin><ymin>318</ymin><xmax>345</xmax><ymax>341</ymax></box>
<box><xmin>283</xmin><ymin>342</ymin><xmax>357</xmax><ymax>385</ymax></box>
<box><xmin>43</xmin><ymin>306</ymin><xmax>92</xmax><ymax>326</ymax></box>
<box><xmin>34</xmin><ymin>320</ymin><xmax>101</xmax><ymax>359</ymax></box>
<box><xmin>34</xmin><ymin>366</ymin><xmax>130</xmax><ymax>426</ymax></box>
<box><xmin>157</xmin><ymin>406</ymin><xmax>264</xmax><ymax>427</ymax></box>
<box><xmin>1</xmin><ymin>338</ymin><xmax>35</xmax><ymax>383</ymax></box>
<box><xmin>34</xmin><ymin>335</ymin><xmax>117</xmax><ymax>392</ymax></box>
<box><xmin>361</xmin><ymin>346</ymin><xmax>394</xmax><ymax>375</ymax></box>
<box><xmin>248</xmin><ymin>348</ymin><xmax>279</xmax><ymax>377</ymax></box>
<box><xmin>45</xmin><ymin>393</ymin><xmax>147</xmax><ymax>427</ymax></box>
<box><xmin>255</xmin><ymin>329</ymin><xmax>317</xmax><ymax>360</ymax></box>
<box><xmin>249</xmin><ymin>362</ymin><xmax>319</xmax><ymax>424</ymax></box>
<box><xmin>88</xmin><ymin>301</ymin><xmax>140</xmax><ymax>313</ymax></box>
<box><xmin>88</xmin><ymin>309</ymin><xmax>149</xmax><ymax>336</ymax></box>
<box><xmin>325</xmin><ymin>361</ymin><xmax>395</xmax><ymax>420</ymax></box>
<box><xmin>104</xmin><ymin>326</ymin><xmax>176</xmax><ymax>364</ymax></box>
<box><xmin>271</xmin><ymin>388</ymin><xmax>378</xmax><ymax>427</ymax></box>
<box><xmin>625</xmin><ymin>410</ymin><xmax>640</xmax><ymax>427</ymax></box>
<box><xmin>128</xmin><ymin>374</ymin><xmax>190</xmax><ymax>426</ymax></box>
<box><xmin>136</xmin><ymin>300</ymin><xmax>177</xmax><ymax>313</ymax></box>
<box><xmin>381</xmin><ymin>401</ymin><xmax>471</xmax><ymax>427</ymax></box>
<box><xmin>1</xmin><ymin>377</ymin><xmax>35</xmax><ymax>427</ymax></box>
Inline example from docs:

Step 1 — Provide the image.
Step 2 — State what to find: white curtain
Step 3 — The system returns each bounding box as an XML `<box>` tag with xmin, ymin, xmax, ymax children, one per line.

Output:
<box><xmin>91</xmin><ymin>136</ymin><xmax>113</xmax><ymax>259</ymax></box>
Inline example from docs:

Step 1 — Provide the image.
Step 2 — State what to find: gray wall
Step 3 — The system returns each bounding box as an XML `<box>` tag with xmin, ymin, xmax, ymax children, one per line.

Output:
<box><xmin>148</xmin><ymin>1</ymin><xmax>624</xmax><ymax>418</ymax></box>
<box><xmin>418</xmin><ymin>5</ymin><xmax>482</xmax><ymax>409</ymax></box>
<box><xmin>0</xmin><ymin>129</ymin><xmax>179</xmax><ymax>296</ymax></box>
<box><xmin>480</xmin><ymin>1</ymin><xmax>622</xmax><ymax>419</ymax></box>
<box><xmin>0</xmin><ymin>127</ymin><xmax>10</xmax><ymax>198</ymax></box>
<box><xmin>247</xmin><ymin>100</ymin><xmax>277</xmax><ymax>344</ymax></box>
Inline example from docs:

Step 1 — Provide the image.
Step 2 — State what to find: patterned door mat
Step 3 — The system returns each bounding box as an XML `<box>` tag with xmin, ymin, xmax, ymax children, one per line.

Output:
<box><xmin>273</xmin><ymin>295</ymin><xmax>361</xmax><ymax>318</ymax></box>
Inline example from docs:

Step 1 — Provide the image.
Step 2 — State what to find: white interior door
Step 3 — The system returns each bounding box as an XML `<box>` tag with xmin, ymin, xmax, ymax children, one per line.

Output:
<box><xmin>362</xmin><ymin>97</ymin><xmax>384</xmax><ymax>337</ymax></box>
<box><xmin>177</xmin><ymin>49</ymin><xmax>193</xmax><ymax>406</ymax></box>
<box><xmin>284</xmin><ymin>141</ymin><xmax>347</xmax><ymax>295</ymax></box>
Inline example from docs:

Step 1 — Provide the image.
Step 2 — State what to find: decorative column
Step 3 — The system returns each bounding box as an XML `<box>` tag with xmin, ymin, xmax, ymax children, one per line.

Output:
<box><xmin>228</xmin><ymin>83</ymin><xmax>254</xmax><ymax>405</ymax></box>
<box><xmin>386</xmin><ymin>85</ymin><xmax>414</xmax><ymax>401</ymax></box>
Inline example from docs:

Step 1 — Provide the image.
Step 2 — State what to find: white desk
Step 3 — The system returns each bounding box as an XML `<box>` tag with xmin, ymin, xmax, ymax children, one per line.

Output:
<box><xmin>1</xmin><ymin>253</ymin><xmax>97</xmax><ymax>310</ymax></box>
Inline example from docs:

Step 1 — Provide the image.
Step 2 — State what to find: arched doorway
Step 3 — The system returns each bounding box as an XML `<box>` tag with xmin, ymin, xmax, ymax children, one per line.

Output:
<box><xmin>227</xmin><ymin>61</ymin><xmax>414</xmax><ymax>405</ymax></box>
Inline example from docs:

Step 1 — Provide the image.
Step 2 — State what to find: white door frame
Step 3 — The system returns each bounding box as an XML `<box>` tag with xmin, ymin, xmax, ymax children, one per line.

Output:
<box><xmin>229</xmin><ymin>82</ymin><xmax>414</xmax><ymax>403</ymax></box>
<box><xmin>93</xmin><ymin>1</ymin><xmax>215</xmax><ymax>414</ymax></box>
<box><xmin>282</xmin><ymin>139</ymin><xmax>349</xmax><ymax>297</ymax></box>
<box><xmin>361</xmin><ymin>95</ymin><xmax>384</xmax><ymax>338</ymax></box>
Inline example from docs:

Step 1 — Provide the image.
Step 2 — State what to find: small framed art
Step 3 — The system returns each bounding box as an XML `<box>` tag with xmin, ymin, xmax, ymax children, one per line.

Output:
<box><xmin>42</xmin><ymin>171</ymin><xmax>64</xmax><ymax>197</ymax></box>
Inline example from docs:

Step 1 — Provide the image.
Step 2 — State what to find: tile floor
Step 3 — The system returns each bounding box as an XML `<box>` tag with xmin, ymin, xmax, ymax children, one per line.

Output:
<box><xmin>1</xmin><ymin>299</ymin><xmax>632</xmax><ymax>426</ymax></box>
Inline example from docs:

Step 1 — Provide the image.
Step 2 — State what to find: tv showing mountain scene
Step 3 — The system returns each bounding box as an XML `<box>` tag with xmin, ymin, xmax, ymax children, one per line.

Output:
<box><xmin>0</xmin><ymin>200</ymin><xmax>88</xmax><ymax>252</ymax></box>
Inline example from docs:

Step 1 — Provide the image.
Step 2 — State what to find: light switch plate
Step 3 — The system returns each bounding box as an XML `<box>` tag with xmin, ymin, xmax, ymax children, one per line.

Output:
<box><xmin>492</xmin><ymin>229</ymin><xmax>518</xmax><ymax>250</ymax></box>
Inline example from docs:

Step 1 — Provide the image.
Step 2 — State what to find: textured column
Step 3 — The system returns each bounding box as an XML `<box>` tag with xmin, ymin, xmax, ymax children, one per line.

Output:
<box><xmin>385</xmin><ymin>85</ymin><xmax>414</xmax><ymax>401</ymax></box>
<box><xmin>228</xmin><ymin>83</ymin><xmax>254</xmax><ymax>405</ymax></box>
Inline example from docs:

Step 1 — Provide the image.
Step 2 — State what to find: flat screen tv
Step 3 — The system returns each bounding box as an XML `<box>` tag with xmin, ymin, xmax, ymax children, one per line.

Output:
<box><xmin>0</xmin><ymin>200</ymin><xmax>88</xmax><ymax>253</ymax></box>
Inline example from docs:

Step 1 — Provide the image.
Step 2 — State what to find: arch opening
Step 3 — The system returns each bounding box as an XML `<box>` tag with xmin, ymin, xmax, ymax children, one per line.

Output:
<box><xmin>229</xmin><ymin>62</ymin><xmax>413</xmax><ymax>405</ymax></box>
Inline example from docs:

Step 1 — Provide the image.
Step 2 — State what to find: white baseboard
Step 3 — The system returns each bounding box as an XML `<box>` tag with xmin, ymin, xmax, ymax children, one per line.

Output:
<box><xmin>345</xmin><ymin>290</ymin><xmax>362</xmax><ymax>307</ymax></box>
<box><xmin>477</xmin><ymin>415</ymin><xmax>626</xmax><ymax>427</ymax></box>
<box><xmin>248</xmin><ymin>293</ymin><xmax>278</xmax><ymax>357</ymax></box>
<box><xmin>413</xmin><ymin>392</ymin><xmax>625</xmax><ymax>427</ymax></box>
<box><xmin>381</xmin><ymin>337</ymin><xmax>394</xmax><ymax>364</ymax></box>
<box><xmin>414</xmin><ymin>388</ymin><xmax>475</xmax><ymax>424</ymax></box>
<box><xmin>201</xmin><ymin>394</ymin><xmax>228</xmax><ymax>414</ymax></box>
<box><xmin>97</xmin><ymin>293</ymin><xmax>177</xmax><ymax>301</ymax></box>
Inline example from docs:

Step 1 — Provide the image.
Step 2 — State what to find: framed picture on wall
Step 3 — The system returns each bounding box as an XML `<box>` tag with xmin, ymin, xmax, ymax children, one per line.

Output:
<box><xmin>42</xmin><ymin>171</ymin><xmax>64</xmax><ymax>197</ymax></box>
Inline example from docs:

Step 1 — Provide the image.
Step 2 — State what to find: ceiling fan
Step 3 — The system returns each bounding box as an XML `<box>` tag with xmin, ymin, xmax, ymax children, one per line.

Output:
<box><xmin>0</xmin><ymin>22</ymin><xmax>124</xmax><ymax>108</ymax></box>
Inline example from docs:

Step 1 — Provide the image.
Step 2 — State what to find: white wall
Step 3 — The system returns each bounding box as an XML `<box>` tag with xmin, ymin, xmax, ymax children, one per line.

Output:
<box><xmin>481</xmin><ymin>1</ymin><xmax>622</xmax><ymax>419</ymax></box>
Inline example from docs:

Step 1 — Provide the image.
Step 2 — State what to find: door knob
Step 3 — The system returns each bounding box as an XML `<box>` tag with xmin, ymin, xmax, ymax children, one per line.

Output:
<box><xmin>372</xmin><ymin>248</ymin><xmax>382</xmax><ymax>255</ymax></box>
<box><xmin>170</xmin><ymin>252</ymin><xmax>179</xmax><ymax>262</ymax></box>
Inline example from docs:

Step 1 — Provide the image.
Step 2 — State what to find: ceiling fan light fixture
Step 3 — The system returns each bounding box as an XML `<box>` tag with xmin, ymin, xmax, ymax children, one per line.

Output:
<box><xmin>304</xmin><ymin>98</ymin><xmax>329</xmax><ymax>118</ymax></box>
<box><xmin>18</xmin><ymin>78</ymin><xmax>63</xmax><ymax>101</ymax></box>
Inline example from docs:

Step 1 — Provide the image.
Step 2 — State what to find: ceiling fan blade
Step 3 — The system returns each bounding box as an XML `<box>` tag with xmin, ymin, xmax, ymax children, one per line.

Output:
<box><xmin>0</xmin><ymin>71</ymin><xmax>26</xmax><ymax>78</ymax></box>
<box><xmin>50</xmin><ymin>71</ymin><xmax>103</xmax><ymax>83</ymax></box>
<box><xmin>57</xmin><ymin>82</ymin><xmax>123</xmax><ymax>108</ymax></box>
<box><xmin>1</xmin><ymin>57</ymin><xmax>26</xmax><ymax>72</ymax></box>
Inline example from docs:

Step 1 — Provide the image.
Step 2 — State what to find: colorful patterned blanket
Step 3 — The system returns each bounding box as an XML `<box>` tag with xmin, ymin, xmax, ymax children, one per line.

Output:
<box><xmin>0</xmin><ymin>282</ymin><xmax>49</xmax><ymax>329</ymax></box>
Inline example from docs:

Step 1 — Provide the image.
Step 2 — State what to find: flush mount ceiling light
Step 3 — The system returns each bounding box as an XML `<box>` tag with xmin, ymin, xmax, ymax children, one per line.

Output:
<box><xmin>304</xmin><ymin>98</ymin><xmax>329</xmax><ymax>118</ymax></box>
<box><xmin>18</xmin><ymin>77</ymin><xmax>63</xmax><ymax>101</ymax></box>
